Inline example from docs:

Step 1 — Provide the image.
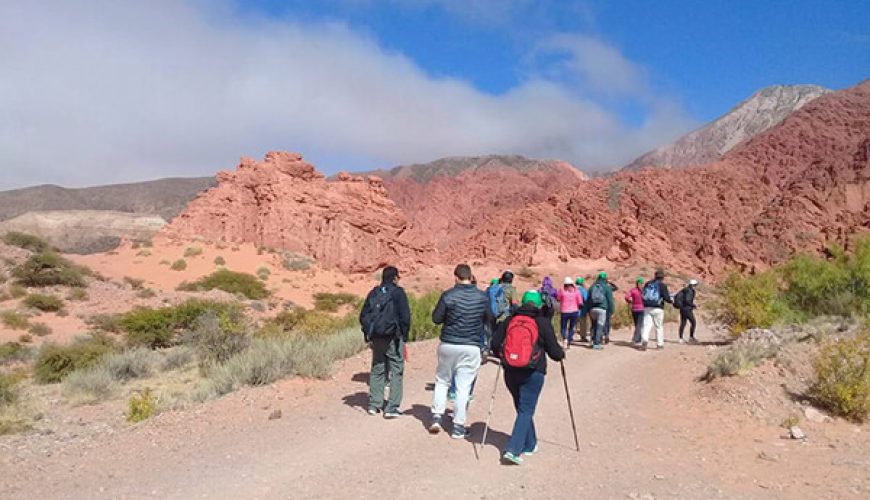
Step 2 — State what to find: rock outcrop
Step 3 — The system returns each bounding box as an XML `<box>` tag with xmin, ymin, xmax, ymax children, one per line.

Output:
<box><xmin>163</xmin><ymin>152</ymin><xmax>431</xmax><ymax>272</ymax></box>
<box><xmin>625</xmin><ymin>84</ymin><xmax>831</xmax><ymax>170</ymax></box>
<box><xmin>0</xmin><ymin>210</ymin><xmax>166</xmax><ymax>254</ymax></box>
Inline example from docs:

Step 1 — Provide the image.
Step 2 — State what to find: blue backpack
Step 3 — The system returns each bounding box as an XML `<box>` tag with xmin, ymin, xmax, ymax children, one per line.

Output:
<box><xmin>487</xmin><ymin>284</ymin><xmax>508</xmax><ymax>317</ymax></box>
<box><xmin>642</xmin><ymin>281</ymin><xmax>663</xmax><ymax>307</ymax></box>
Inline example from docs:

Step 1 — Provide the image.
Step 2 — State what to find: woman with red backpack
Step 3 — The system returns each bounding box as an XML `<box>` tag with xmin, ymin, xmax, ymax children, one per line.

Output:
<box><xmin>491</xmin><ymin>290</ymin><xmax>565</xmax><ymax>465</ymax></box>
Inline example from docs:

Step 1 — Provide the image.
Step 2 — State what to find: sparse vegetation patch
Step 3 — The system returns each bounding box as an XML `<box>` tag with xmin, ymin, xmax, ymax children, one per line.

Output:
<box><xmin>177</xmin><ymin>269</ymin><xmax>269</xmax><ymax>300</ymax></box>
<box><xmin>23</xmin><ymin>293</ymin><xmax>64</xmax><ymax>312</ymax></box>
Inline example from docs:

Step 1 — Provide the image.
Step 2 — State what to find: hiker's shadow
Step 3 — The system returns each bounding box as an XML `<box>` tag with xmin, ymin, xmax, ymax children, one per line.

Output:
<box><xmin>342</xmin><ymin>391</ymin><xmax>369</xmax><ymax>413</ymax></box>
<box><xmin>407</xmin><ymin>404</ymin><xmax>510</xmax><ymax>451</ymax></box>
<box><xmin>351</xmin><ymin>372</ymin><xmax>369</xmax><ymax>383</ymax></box>
<box><xmin>610</xmin><ymin>340</ymin><xmax>640</xmax><ymax>350</ymax></box>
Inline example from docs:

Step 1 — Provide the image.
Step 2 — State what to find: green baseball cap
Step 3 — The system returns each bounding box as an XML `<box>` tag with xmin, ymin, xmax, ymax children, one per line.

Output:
<box><xmin>575</xmin><ymin>277</ymin><xmax>584</xmax><ymax>285</ymax></box>
<box><xmin>598</xmin><ymin>271</ymin><xmax>607</xmax><ymax>279</ymax></box>
<box><xmin>490</xmin><ymin>278</ymin><xmax>499</xmax><ymax>285</ymax></box>
<box><xmin>636</xmin><ymin>277</ymin><xmax>645</xmax><ymax>284</ymax></box>
<box><xmin>521</xmin><ymin>290</ymin><xmax>543</xmax><ymax>308</ymax></box>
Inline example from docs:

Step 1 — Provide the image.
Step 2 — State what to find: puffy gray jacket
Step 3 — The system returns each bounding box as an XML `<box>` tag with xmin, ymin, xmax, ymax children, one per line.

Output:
<box><xmin>432</xmin><ymin>284</ymin><xmax>492</xmax><ymax>346</ymax></box>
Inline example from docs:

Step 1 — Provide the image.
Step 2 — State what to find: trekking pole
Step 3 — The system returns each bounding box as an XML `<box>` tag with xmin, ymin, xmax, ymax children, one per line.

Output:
<box><xmin>479</xmin><ymin>361</ymin><xmax>502</xmax><ymax>456</ymax></box>
<box><xmin>560</xmin><ymin>361</ymin><xmax>580</xmax><ymax>451</ymax></box>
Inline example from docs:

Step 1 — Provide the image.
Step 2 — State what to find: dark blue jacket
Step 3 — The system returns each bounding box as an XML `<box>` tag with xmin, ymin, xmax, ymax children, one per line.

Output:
<box><xmin>432</xmin><ymin>284</ymin><xmax>492</xmax><ymax>346</ymax></box>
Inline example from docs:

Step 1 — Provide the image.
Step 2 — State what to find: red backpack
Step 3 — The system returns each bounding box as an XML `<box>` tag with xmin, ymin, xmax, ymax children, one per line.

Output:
<box><xmin>503</xmin><ymin>315</ymin><xmax>542</xmax><ymax>368</ymax></box>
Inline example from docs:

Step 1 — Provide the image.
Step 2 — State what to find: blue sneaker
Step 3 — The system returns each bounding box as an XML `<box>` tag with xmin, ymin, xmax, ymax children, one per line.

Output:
<box><xmin>592</xmin><ymin>344</ymin><xmax>603</xmax><ymax>350</ymax></box>
<box><xmin>450</xmin><ymin>425</ymin><xmax>468</xmax><ymax>440</ymax></box>
<box><xmin>522</xmin><ymin>444</ymin><xmax>539</xmax><ymax>456</ymax></box>
<box><xmin>501</xmin><ymin>452</ymin><xmax>523</xmax><ymax>465</ymax></box>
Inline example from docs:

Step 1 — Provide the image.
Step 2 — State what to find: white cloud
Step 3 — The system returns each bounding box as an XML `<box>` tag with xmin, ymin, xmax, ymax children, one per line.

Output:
<box><xmin>0</xmin><ymin>0</ymin><xmax>696</xmax><ymax>189</ymax></box>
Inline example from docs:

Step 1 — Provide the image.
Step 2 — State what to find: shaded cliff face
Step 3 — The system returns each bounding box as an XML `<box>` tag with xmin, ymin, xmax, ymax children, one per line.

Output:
<box><xmin>462</xmin><ymin>80</ymin><xmax>870</xmax><ymax>278</ymax></box>
<box><xmin>625</xmin><ymin>84</ymin><xmax>831</xmax><ymax>170</ymax></box>
<box><xmin>162</xmin><ymin>152</ymin><xmax>432</xmax><ymax>273</ymax></box>
<box><xmin>372</xmin><ymin>155</ymin><xmax>587</xmax><ymax>251</ymax></box>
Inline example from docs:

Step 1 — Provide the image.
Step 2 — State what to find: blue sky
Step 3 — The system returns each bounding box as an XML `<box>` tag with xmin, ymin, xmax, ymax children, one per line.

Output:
<box><xmin>1</xmin><ymin>0</ymin><xmax>868</xmax><ymax>188</ymax></box>
<box><xmin>241</xmin><ymin>0</ymin><xmax>869</xmax><ymax>121</ymax></box>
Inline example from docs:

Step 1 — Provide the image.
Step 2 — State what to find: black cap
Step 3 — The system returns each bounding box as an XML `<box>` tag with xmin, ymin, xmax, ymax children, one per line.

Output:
<box><xmin>501</xmin><ymin>271</ymin><xmax>514</xmax><ymax>283</ymax></box>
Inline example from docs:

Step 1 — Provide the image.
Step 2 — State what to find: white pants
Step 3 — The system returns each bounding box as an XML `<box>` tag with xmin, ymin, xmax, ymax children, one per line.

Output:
<box><xmin>431</xmin><ymin>343</ymin><xmax>481</xmax><ymax>426</ymax></box>
<box><xmin>642</xmin><ymin>307</ymin><xmax>665</xmax><ymax>347</ymax></box>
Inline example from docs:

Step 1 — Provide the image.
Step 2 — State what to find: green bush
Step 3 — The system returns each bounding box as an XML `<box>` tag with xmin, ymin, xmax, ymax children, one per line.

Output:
<box><xmin>27</xmin><ymin>322</ymin><xmax>52</xmax><ymax>336</ymax></box>
<box><xmin>33</xmin><ymin>334</ymin><xmax>117</xmax><ymax>383</ymax></box>
<box><xmin>123</xmin><ymin>276</ymin><xmax>145</xmax><ymax>290</ymax></box>
<box><xmin>7</xmin><ymin>284</ymin><xmax>26</xmax><ymax>299</ymax></box>
<box><xmin>0</xmin><ymin>372</ymin><xmax>22</xmax><ymax>407</ymax></box>
<box><xmin>86</xmin><ymin>313</ymin><xmax>121</xmax><ymax>333</ymax></box>
<box><xmin>18</xmin><ymin>334</ymin><xmax>32</xmax><ymax>344</ymax></box>
<box><xmin>23</xmin><ymin>293</ymin><xmax>64</xmax><ymax>312</ymax></box>
<box><xmin>214</xmin><ymin>256</ymin><xmax>226</xmax><ymax>266</ymax></box>
<box><xmin>11</xmin><ymin>251</ymin><xmax>87</xmax><ymax>287</ymax></box>
<box><xmin>127</xmin><ymin>388</ymin><xmax>157</xmax><ymax>422</ymax></box>
<box><xmin>704</xmin><ymin>340</ymin><xmax>779</xmax><ymax>381</ymax></box>
<box><xmin>260</xmin><ymin>307</ymin><xmax>355</xmax><ymax>338</ymax></box>
<box><xmin>66</xmin><ymin>288</ymin><xmax>89</xmax><ymax>301</ymax></box>
<box><xmin>118</xmin><ymin>299</ymin><xmax>240</xmax><ymax>348</ymax></box>
<box><xmin>2</xmin><ymin>231</ymin><xmax>51</xmax><ymax>252</ymax></box>
<box><xmin>408</xmin><ymin>291</ymin><xmax>441</xmax><ymax>342</ymax></box>
<box><xmin>183</xmin><ymin>247</ymin><xmax>203</xmax><ymax>258</ymax></box>
<box><xmin>183</xmin><ymin>310</ymin><xmax>251</xmax><ymax>366</ymax></box>
<box><xmin>1</xmin><ymin>310</ymin><xmax>29</xmax><ymax>330</ymax></box>
<box><xmin>177</xmin><ymin>269</ymin><xmax>269</xmax><ymax>300</ymax></box>
<box><xmin>170</xmin><ymin>259</ymin><xmax>187</xmax><ymax>271</ymax></box>
<box><xmin>713</xmin><ymin>271</ymin><xmax>792</xmax><ymax>336</ymax></box>
<box><xmin>313</xmin><ymin>292</ymin><xmax>361</xmax><ymax>313</ymax></box>
<box><xmin>256</xmin><ymin>266</ymin><xmax>271</xmax><ymax>281</ymax></box>
<box><xmin>0</xmin><ymin>342</ymin><xmax>32</xmax><ymax>364</ymax></box>
<box><xmin>137</xmin><ymin>288</ymin><xmax>157</xmax><ymax>299</ymax></box>
<box><xmin>811</xmin><ymin>331</ymin><xmax>870</xmax><ymax>422</ymax></box>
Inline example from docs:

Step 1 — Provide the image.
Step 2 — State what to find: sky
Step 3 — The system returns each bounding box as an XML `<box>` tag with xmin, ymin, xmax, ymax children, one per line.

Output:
<box><xmin>1</xmin><ymin>0</ymin><xmax>868</xmax><ymax>189</ymax></box>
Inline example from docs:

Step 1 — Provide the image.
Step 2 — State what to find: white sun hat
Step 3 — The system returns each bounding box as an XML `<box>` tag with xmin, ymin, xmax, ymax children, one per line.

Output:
<box><xmin>563</xmin><ymin>277</ymin><xmax>574</xmax><ymax>285</ymax></box>
<box><xmin>688</xmin><ymin>279</ymin><xmax>699</xmax><ymax>286</ymax></box>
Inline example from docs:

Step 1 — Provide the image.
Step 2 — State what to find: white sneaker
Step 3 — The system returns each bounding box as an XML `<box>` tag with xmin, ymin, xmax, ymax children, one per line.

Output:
<box><xmin>678</xmin><ymin>338</ymin><xmax>685</xmax><ymax>344</ymax></box>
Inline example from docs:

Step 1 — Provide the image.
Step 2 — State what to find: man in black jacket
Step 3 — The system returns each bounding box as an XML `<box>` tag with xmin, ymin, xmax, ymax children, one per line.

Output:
<box><xmin>677</xmin><ymin>279</ymin><xmax>699</xmax><ymax>343</ymax></box>
<box><xmin>640</xmin><ymin>269</ymin><xmax>672</xmax><ymax>351</ymax></box>
<box><xmin>359</xmin><ymin>266</ymin><xmax>411</xmax><ymax>418</ymax></box>
<box><xmin>491</xmin><ymin>290</ymin><xmax>564</xmax><ymax>465</ymax></box>
<box><xmin>429</xmin><ymin>264</ymin><xmax>492</xmax><ymax>439</ymax></box>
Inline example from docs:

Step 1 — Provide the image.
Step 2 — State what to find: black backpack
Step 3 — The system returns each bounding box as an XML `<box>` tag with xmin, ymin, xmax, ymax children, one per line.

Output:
<box><xmin>361</xmin><ymin>286</ymin><xmax>398</xmax><ymax>340</ymax></box>
<box><xmin>673</xmin><ymin>289</ymin><xmax>685</xmax><ymax>309</ymax></box>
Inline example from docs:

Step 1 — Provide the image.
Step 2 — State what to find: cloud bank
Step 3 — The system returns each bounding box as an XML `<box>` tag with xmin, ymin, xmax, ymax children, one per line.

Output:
<box><xmin>0</xmin><ymin>0</ymin><xmax>695</xmax><ymax>189</ymax></box>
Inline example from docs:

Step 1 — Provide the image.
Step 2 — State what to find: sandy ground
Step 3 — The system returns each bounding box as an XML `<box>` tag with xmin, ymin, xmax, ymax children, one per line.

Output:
<box><xmin>2</xmin><ymin>323</ymin><xmax>867</xmax><ymax>499</ymax></box>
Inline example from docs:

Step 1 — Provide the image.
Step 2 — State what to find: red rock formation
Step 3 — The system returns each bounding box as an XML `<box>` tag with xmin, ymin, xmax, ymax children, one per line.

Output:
<box><xmin>163</xmin><ymin>152</ymin><xmax>431</xmax><ymax>272</ymax></box>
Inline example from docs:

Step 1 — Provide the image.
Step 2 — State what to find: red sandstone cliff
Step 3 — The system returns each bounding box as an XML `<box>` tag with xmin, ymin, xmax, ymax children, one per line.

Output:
<box><xmin>163</xmin><ymin>152</ymin><xmax>431</xmax><ymax>272</ymax></box>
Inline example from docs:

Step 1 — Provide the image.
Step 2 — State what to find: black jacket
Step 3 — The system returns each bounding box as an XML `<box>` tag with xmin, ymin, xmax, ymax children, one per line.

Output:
<box><xmin>432</xmin><ymin>283</ymin><xmax>492</xmax><ymax>346</ymax></box>
<box><xmin>680</xmin><ymin>286</ymin><xmax>696</xmax><ymax>309</ymax></box>
<box><xmin>491</xmin><ymin>305</ymin><xmax>565</xmax><ymax>374</ymax></box>
<box><xmin>359</xmin><ymin>282</ymin><xmax>411</xmax><ymax>341</ymax></box>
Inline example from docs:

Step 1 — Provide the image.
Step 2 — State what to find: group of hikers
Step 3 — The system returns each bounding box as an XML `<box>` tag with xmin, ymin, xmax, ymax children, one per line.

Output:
<box><xmin>359</xmin><ymin>264</ymin><xmax>699</xmax><ymax>465</ymax></box>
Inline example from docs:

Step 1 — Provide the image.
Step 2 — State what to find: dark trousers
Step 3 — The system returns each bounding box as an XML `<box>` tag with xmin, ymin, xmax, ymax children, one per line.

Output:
<box><xmin>559</xmin><ymin>311</ymin><xmax>579</xmax><ymax>342</ymax></box>
<box><xmin>631</xmin><ymin>310</ymin><xmax>644</xmax><ymax>343</ymax></box>
<box><xmin>503</xmin><ymin>368</ymin><xmax>545</xmax><ymax>455</ymax></box>
<box><xmin>368</xmin><ymin>337</ymin><xmax>404</xmax><ymax>412</ymax></box>
<box><xmin>679</xmin><ymin>308</ymin><xmax>697</xmax><ymax>338</ymax></box>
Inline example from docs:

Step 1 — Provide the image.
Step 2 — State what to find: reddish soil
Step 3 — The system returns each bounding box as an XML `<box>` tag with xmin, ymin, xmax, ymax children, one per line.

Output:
<box><xmin>2</xmin><ymin>323</ymin><xmax>867</xmax><ymax>499</ymax></box>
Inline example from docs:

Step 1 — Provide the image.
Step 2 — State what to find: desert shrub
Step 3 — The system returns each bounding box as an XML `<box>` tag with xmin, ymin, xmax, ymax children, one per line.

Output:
<box><xmin>23</xmin><ymin>293</ymin><xmax>64</xmax><ymax>312</ymax></box>
<box><xmin>408</xmin><ymin>291</ymin><xmax>441</xmax><ymax>342</ymax></box>
<box><xmin>135</xmin><ymin>249</ymin><xmax>152</xmax><ymax>257</ymax></box>
<box><xmin>7</xmin><ymin>284</ymin><xmax>26</xmax><ymax>299</ymax></box>
<box><xmin>0</xmin><ymin>270</ymin><xmax>6</xmax><ymax>284</ymax></box>
<box><xmin>27</xmin><ymin>322</ymin><xmax>51</xmax><ymax>337</ymax></box>
<box><xmin>103</xmin><ymin>348</ymin><xmax>159</xmax><ymax>380</ymax></box>
<box><xmin>0</xmin><ymin>291</ymin><xmax>9</xmax><ymax>303</ymax></box>
<box><xmin>11</xmin><ymin>251</ymin><xmax>87</xmax><ymax>287</ymax></box>
<box><xmin>2</xmin><ymin>231</ymin><xmax>51</xmax><ymax>252</ymax></box>
<box><xmin>609</xmin><ymin>302</ymin><xmax>635</xmax><ymax>330</ymax></box>
<box><xmin>703</xmin><ymin>339</ymin><xmax>779</xmax><ymax>381</ymax></box>
<box><xmin>204</xmin><ymin>327</ymin><xmax>364</xmax><ymax>396</ymax></box>
<box><xmin>780</xmin><ymin>241</ymin><xmax>870</xmax><ymax>317</ymax></box>
<box><xmin>517</xmin><ymin>266</ymin><xmax>536</xmax><ymax>280</ymax></box>
<box><xmin>214</xmin><ymin>256</ymin><xmax>226</xmax><ymax>266</ymax></box>
<box><xmin>810</xmin><ymin>331</ymin><xmax>870</xmax><ymax>422</ymax></box>
<box><xmin>256</xmin><ymin>266</ymin><xmax>271</xmax><ymax>281</ymax></box>
<box><xmin>282</xmin><ymin>253</ymin><xmax>312</xmax><ymax>271</ymax></box>
<box><xmin>126</xmin><ymin>388</ymin><xmax>157</xmax><ymax>422</ymax></box>
<box><xmin>170</xmin><ymin>259</ymin><xmax>187</xmax><ymax>271</ymax></box>
<box><xmin>183</xmin><ymin>247</ymin><xmax>203</xmax><ymax>258</ymax></box>
<box><xmin>33</xmin><ymin>334</ymin><xmax>117</xmax><ymax>383</ymax></box>
<box><xmin>0</xmin><ymin>342</ymin><xmax>32</xmax><ymax>365</ymax></box>
<box><xmin>313</xmin><ymin>292</ymin><xmax>361</xmax><ymax>313</ymax></box>
<box><xmin>119</xmin><ymin>299</ymin><xmax>239</xmax><ymax>348</ymax></box>
<box><xmin>87</xmin><ymin>313</ymin><xmax>121</xmax><ymax>333</ymax></box>
<box><xmin>713</xmin><ymin>271</ymin><xmax>792</xmax><ymax>336</ymax></box>
<box><xmin>161</xmin><ymin>346</ymin><xmax>194</xmax><ymax>370</ymax></box>
<box><xmin>62</xmin><ymin>365</ymin><xmax>117</xmax><ymax>404</ymax></box>
<box><xmin>177</xmin><ymin>269</ymin><xmax>269</xmax><ymax>300</ymax></box>
<box><xmin>0</xmin><ymin>372</ymin><xmax>22</xmax><ymax>407</ymax></box>
<box><xmin>183</xmin><ymin>310</ymin><xmax>250</xmax><ymax>366</ymax></box>
<box><xmin>18</xmin><ymin>334</ymin><xmax>32</xmax><ymax>344</ymax></box>
<box><xmin>123</xmin><ymin>276</ymin><xmax>145</xmax><ymax>290</ymax></box>
<box><xmin>159</xmin><ymin>259</ymin><xmax>170</xmax><ymax>266</ymax></box>
<box><xmin>261</xmin><ymin>307</ymin><xmax>355</xmax><ymax>338</ymax></box>
<box><xmin>66</xmin><ymin>288</ymin><xmax>89</xmax><ymax>301</ymax></box>
<box><xmin>1</xmin><ymin>310</ymin><xmax>29</xmax><ymax>330</ymax></box>
<box><xmin>137</xmin><ymin>288</ymin><xmax>157</xmax><ymax>299</ymax></box>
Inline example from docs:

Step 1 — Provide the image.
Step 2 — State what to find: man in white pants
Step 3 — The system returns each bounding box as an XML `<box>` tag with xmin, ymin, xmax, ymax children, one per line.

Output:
<box><xmin>641</xmin><ymin>269</ymin><xmax>672</xmax><ymax>351</ymax></box>
<box><xmin>429</xmin><ymin>264</ymin><xmax>492</xmax><ymax>439</ymax></box>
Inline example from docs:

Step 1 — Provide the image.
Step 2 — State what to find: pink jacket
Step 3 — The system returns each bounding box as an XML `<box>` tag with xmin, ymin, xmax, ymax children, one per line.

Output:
<box><xmin>556</xmin><ymin>286</ymin><xmax>583</xmax><ymax>314</ymax></box>
<box><xmin>625</xmin><ymin>287</ymin><xmax>644</xmax><ymax>312</ymax></box>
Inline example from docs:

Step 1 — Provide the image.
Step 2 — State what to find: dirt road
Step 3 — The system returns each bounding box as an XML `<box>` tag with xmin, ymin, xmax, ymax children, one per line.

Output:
<box><xmin>3</xmin><ymin>325</ymin><xmax>868</xmax><ymax>499</ymax></box>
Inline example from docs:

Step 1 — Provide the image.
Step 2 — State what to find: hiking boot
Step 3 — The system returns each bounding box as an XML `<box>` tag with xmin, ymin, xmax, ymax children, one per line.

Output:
<box><xmin>604</xmin><ymin>336</ymin><xmax>610</xmax><ymax>345</ymax></box>
<box><xmin>501</xmin><ymin>452</ymin><xmax>523</xmax><ymax>465</ymax></box>
<box><xmin>383</xmin><ymin>409</ymin><xmax>403</xmax><ymax>419</ymax></box>
<box><xmin>522</xmin><ymin>444</ymin><xmax>539</xmax><ymax>456</ymax></box>
<box><xmin>429</xmin><ymin>415</ymin><xmax>443</xmax><ymax>434</ymax></box>
<box><xmin>450</xmin><ymin>425</ymin><xmax>468</xmax><ymax>440</ymax></box>
<box><xmin>367</xmin><ymin>407</ymin><xmax>380</xmax><ymax>416</ymax></box>
<box><xmin>641</xmin><ymin>341</ymin><xmax>648</xmax><ymax>351</ymax></box>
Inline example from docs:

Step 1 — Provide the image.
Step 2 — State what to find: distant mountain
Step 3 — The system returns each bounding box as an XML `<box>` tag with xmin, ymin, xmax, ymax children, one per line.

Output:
<box><xmin>366</xmin><ymin>154</ymin><xmax>587</xmax><ymax>182</ymax></box>
<box><xmin>624</xmin><ymin>84</ymin><xmax>832</xmax><ymax>170</ymax></box>
<box><xmin>0</xmin><ymin>177</ymin><xmax>216</xmax><ymax>222</ymax></box>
